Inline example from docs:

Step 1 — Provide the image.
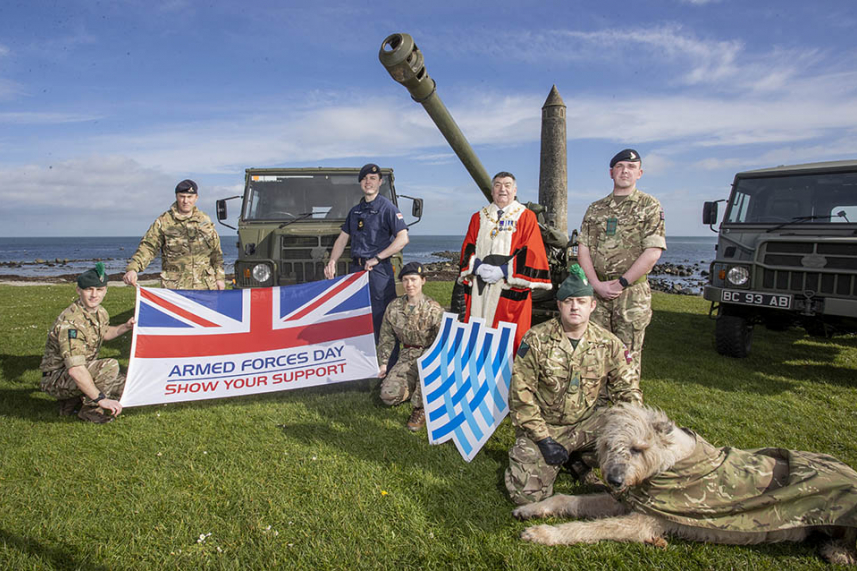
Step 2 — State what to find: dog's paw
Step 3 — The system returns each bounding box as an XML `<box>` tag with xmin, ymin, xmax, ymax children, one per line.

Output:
<box><xmin>512</xmin><ymin>505</ymin><xmax>546</xmax><ymax>521</ymax></box>
<box><xmin>646</xmin><ymin>536</ymin><xmax>669</xmax><ymax>549</ymax></box>
<box><xmin>521</xmin><ymin>524</ymin><xmax>562</xmax><ymax>545</ymax></box>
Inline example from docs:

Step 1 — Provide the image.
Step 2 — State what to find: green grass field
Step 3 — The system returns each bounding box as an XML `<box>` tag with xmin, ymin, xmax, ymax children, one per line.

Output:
<box><xmin>1</xmin><ymin>283</ymin><xmax>856</xmax><ymax>570</ymax></box>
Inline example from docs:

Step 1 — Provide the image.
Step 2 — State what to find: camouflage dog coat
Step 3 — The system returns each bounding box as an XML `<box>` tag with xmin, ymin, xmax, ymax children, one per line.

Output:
<box><xmin>619</xmin><ymin>430</ymin><xmax>857</xmax><ymax>532</ymax></box>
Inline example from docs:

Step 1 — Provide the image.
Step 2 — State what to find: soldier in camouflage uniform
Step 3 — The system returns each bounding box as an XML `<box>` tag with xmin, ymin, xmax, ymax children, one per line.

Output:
<box><xmin>377</xmin><ymin>262</ymin><xmax>444</xmax><ymax>431</ymax></box>
<box><xmin>505</xmin><ymin>265</ymin><xmax>642</xmax><ymax>505</ymax></box>
<box><xmin>40</xmin><ymin>264</ymin><xmax>135</xmax><ymax>424</ymax></box>
<box><xmin>578</xmin><ymin>149</ymin><xmax>666</xmax><ymax>379</ymax></box>
<box><xmin>123</xmin><ymin>179</ymin><xmax>226</xmax><ymax>290</ymax></box>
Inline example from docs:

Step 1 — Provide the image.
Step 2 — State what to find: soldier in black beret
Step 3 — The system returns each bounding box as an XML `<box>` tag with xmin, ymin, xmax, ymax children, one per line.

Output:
<box><xmin>124</xmin><ymin>178</ymin><xmax>225</xmax><ymax>290</ymax></box>
<box><xmin>578</xmin><ymin>148</ymin><xmax>667</xmax><ymax>380</ymax></box>
<box><xmin>378</xmin><ymin>260</ymin><xmax>443</xmax><ymax>431</ymax></box>
<box><xmin>39</xmin><ymin>263</ymin><xmax>135</xmax><ymax>423</ymax></box>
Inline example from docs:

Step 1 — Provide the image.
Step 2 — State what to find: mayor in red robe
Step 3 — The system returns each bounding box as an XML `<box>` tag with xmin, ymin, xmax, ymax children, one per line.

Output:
<box><xmin>458</xmin><ymin>172</ymin><xmax>551</xmax><ymax>351</ymax></box>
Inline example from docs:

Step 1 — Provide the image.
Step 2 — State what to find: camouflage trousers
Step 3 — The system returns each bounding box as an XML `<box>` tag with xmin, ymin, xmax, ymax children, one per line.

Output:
<box><xmin>592</xmin><ymin>281</ymin><xmax>651</xmax><ymax>379</ymax></box>
<box><xmin>160</xmin><ymin>266</ymin><xmax>218</xmax><ymax>290</ymax></box>
<box><xmin>504</xmin><ymin>412</ymin><xmax>604</xmax><ymax>505</ymax></box>
<box><xmin>40</xmin><ymin>359</ymin><xmax>125</xmax><ymax>406</ymax></box>
<box><xmin>380</xmin><ymin>349</ymin><xmax>423</xmax><ymax>408</ymax></box>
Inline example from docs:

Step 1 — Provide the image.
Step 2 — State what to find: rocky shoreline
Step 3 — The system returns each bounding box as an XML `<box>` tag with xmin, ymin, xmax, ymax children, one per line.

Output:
<box><xmin>421</xmin><ymin>251</ymin><xmax>707</xmax><ymax>295</ymax></box>
<box><xmin>1</xmin><ymin>251</ymin><xmax>709</xmax><ymax>295</ymax></box>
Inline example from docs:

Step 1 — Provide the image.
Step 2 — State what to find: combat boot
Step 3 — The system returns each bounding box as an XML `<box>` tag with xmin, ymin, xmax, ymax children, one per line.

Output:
<box><xmin>406</xmin><ymin>407</ymin><xmax>426</xmax><ymax>431</ymax></box>
<box><xmin>58</xmin><ymin>396</ymin><xmax>81</xmax><ymax>416</ymax></box>
<box><xmin>78</xmin><ymin>406</ymin><xmax>113</xmax><ymax>424</ymax></box>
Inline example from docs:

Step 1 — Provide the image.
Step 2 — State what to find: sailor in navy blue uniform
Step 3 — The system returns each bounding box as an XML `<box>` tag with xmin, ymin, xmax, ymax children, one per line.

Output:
<box><xmin>324</xmin><ymin>164</ymin><xmax>409</xmax><ymax>343</ymax></box>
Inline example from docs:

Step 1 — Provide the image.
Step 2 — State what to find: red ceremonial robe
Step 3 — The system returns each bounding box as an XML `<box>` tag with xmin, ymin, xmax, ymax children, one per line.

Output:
<box><xmin>458</xmin><ymin>201</ymin><xmax>551</xmax><ymax>352</ymax></box>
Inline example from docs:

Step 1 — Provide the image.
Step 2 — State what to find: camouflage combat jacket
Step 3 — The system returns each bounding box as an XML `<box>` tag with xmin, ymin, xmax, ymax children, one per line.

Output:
<box><xmin>620</xmin><ymin>429</ymin><xmax>857</xmax><ymax>531</ymax></box>
<box><xmin>377</xmin><ymin>295</ymin><xmax>444</xmax><ymax>365</ymax></box>
<box><xmin>126</xmin><ymin>203</ymin><xmax>225</xmax><ymax>289</ymax></box>
<box><xmin>579</xmin><ymin>189</ymin><xmax>666</xmax><ymax>280</ymax></box>
<box><xmin>39</xmin><ymin>300</ymin><xmax>109</xmax><ymax>372</ymax></box>
<box><xmin>510</xmin><ymin>318</ymin><xmax>641</xmax><ymax>442</ymax></box>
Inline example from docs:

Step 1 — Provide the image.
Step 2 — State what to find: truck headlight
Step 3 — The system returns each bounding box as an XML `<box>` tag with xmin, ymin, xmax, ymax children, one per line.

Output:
<box><xmin>726</xmin><ymin>266</ymin><xmax>749</xmax><ymax>287</ymax></box>
<box><xmin>252</xmin><ymin>263</ymin><xmax>272</xmax><ymax>283</ymax></box>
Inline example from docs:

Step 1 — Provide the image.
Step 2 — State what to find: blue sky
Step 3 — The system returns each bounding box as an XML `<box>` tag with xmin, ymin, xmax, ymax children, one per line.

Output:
<box><xmin>1</xmin><ymin>0</ymin><xmax>856</xmax><ymax>238</ymax></box>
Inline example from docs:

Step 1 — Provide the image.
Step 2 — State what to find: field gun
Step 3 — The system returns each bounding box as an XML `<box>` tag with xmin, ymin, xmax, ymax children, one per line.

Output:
<box><xmin>379</xmin><ymin>33</ymin><xmax>574</xmax><ymax>319</ymax></box>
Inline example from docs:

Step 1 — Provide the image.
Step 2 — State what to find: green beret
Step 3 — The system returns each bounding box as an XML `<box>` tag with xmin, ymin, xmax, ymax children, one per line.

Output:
<box><xmin>77</xmin><ymin>262</ymin><xmax>108</xmax><ymax>288</ymax></box>
<box><xmin>556</xmin><ymin>264</ymin><xmax>593</xmax><ymax>300</ymax></box>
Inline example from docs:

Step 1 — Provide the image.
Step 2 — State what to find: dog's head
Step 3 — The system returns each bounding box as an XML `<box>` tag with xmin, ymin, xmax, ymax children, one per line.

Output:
<box><xmin>596</xmin><ymin>404</ymin><xmax>680</xmax><ymax>492</ymax></box>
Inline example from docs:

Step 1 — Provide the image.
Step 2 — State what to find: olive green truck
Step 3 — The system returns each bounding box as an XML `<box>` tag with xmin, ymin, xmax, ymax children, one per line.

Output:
<box><xmin>703</xmin><ymin>160</ymin><xmax>857</xmax><ymax>357</ymax></box>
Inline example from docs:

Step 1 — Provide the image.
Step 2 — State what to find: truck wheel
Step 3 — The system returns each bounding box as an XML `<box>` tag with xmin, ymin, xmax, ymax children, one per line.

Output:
<box><xmin>450</xmin><ymin>281</ymin><xmax>467</xmax><ymax>321</ymax></box>
<box><xmin>715</xmin><ymin>309</ymin><xmax>753</xmax><ymax>358</ymax></box>
<box><xmin>804</xmin><ymin>321</ymin><xmax>833</xmax><ymax>338</ymax></box>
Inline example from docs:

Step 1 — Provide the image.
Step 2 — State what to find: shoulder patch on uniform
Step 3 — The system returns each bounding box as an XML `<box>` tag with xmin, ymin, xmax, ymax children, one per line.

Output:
<box><xmin>659</xmin><ymin>209</ymin><xmax>665</xmax><ymax>221</ymax></box>
<box><xmin>68</xmin><ymin>329</ymin><xmax>78</xmax><ymax>340</ymax></box>
<box><xmin>396</xmin><ymin>212</ymin><xmax>403</xmax><ymax>219</ymax></box>
<box><xmin>624</xmin><ymin>348</ymin><xmax>633</xmax><ymax>364</ymax></box>
<box><xmin>516</xmin><ymin>341</ymin><xmax>530</xmax><ymax>358</ymax></box>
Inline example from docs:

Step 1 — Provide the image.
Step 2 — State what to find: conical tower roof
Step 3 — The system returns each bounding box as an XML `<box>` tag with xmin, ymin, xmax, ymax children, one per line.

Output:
<box><xmin>542</xmin><ymin>85</ymin><xmax>566</xmax><ymax>108</ymax></box>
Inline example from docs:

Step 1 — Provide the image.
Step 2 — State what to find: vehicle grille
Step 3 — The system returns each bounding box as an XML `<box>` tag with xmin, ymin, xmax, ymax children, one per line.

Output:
<box><xmin>759</xmin><ymin>241</ymin><xmax>857</xmax><ymax>296</ymax></box>
<box><xmin>280</xmin><ymin>235</ymin><xmax>349</xmax><ymax>283</ymax></box>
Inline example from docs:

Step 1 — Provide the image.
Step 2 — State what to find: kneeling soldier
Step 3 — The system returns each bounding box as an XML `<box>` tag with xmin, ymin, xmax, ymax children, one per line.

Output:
<box><xmin>377</xmin><ymin>262</ymin><xmax>444</xmax><ymax>431</ymax></box>
<box><xmin>39</xmin><ymin>263</ymin><xmax>135</xmax><ymax>424</ymax></box>
<box><xmin>505</xmin><ymin>265</ymin><xmax>642</xmax><ymax>505</ymax></box>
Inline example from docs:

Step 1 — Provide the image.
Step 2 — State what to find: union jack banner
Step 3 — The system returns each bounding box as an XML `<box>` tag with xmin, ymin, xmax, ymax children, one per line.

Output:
<box><xmin>418</xmin><ymin>314</ymin><xmax>516</xmax><ymax>462</ymax></box>
<box><xmin>121</xmin><ymin>272</ymin><xmax>378</xmax><ymax>407</ymax></box>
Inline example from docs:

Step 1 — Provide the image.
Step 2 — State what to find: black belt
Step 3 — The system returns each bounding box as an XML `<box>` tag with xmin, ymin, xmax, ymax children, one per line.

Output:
<box><xmin>353</xmin><ymin>257</ymin><xmax>389</xmax><ymax>266</ymax></box>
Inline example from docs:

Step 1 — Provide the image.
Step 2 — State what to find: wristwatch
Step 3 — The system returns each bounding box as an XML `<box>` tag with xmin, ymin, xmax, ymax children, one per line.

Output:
<box><xmin>92</xmin><ymin>392</ymin><xmax>107</xmax><ymax>404</ymax></box>
<box><xmin>618</xmin><ymin>276</ymin><xmax>630</xmax><ymax>289</ymax></box>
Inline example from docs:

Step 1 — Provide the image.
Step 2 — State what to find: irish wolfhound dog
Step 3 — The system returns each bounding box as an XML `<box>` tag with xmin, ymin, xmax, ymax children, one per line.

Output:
<box><xmin>513</xmin><ymin>404</ymin><xmax>857</xmax><ymax>565</ymax></box>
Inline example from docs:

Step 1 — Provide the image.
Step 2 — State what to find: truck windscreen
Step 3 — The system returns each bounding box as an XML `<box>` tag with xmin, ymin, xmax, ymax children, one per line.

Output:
<box><xmin>726</xmin><ymin>171</ymin><xmax>857</xmax><ymax>224</ymax></box>
<box><xmin>242</xmin><ymin>174</ymin><xmax>394</xmax><ymax>221</ymax></box>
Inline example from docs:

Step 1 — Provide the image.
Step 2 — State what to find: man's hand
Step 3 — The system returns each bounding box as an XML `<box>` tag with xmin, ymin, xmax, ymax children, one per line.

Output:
<box><xmin>98</xmin><ymin>398</ymin><xmax>123</xmax><ymax>417</ymax></box>
<box><xmin>123</xmin><ymin>270</ymin><xmax>138</xmax><ymax>287</ymax></box>
<box><xmin>378</xmin><ymin>364</ymin><xmax>387</xmax><ymax>379</ymax></box>
<box><xmin>324</xmin><ymin>261</ymin><xmax>337</xmax><ymax>280</ymax></box>
<box><xmin>593</xmin><ymin>279</ymin><xmax>623</xmax><ymax>300</ymax></box>
<box><xmin>215</xmin><ymin>280</ymin><xmax>226</xmax><ymax>291</ymax></box>
<box><xmin>536</xmin><ymin>437</ymin><xmax>570</xmax><ymax>465</ymax></box>
<box><xmin>475</xmin><ymin>263</ymin><xmax>504</xmax><ymax>284</ymax></box>
<box><xmin>364</xmin><ymin>257</ymin><xmax>379</xmax><ymax>271</ymax></box>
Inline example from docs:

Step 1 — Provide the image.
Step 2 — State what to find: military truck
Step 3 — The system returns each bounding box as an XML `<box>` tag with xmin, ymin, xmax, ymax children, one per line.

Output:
<box><xmin>702</xmin><ymin>160</ymin><xmax>857</xmax><ymax>357</ymax></box>
<box><xmin>379</xmin><ymin>33</ymin><xmax>573</xmax><ymax>320</ymax></box>
<box><xmin>215</xmin><ymin>167</ymin><xmax>422</xmax><ymax>288</ymax></box>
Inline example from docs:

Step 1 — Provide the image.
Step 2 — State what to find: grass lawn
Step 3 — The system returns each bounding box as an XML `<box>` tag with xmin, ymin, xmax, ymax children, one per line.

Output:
<box><xmin>1</xmin><ymin>283</ymin><xmax>856</xmax><ymax>570</ymax></box>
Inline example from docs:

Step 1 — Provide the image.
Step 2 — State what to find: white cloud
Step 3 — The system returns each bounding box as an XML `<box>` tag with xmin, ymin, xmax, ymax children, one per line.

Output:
<box><xmin>0</xmin><ymin>112</ymin><xmax>104</xmax><ymax>125</ymax></box>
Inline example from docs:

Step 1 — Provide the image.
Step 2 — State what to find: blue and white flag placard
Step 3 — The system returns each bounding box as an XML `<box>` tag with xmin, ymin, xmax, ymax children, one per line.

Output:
<box><xmin>417</xmin><ymin>313</ymin><xmax>516</xmax><ymax>462</ymax></box>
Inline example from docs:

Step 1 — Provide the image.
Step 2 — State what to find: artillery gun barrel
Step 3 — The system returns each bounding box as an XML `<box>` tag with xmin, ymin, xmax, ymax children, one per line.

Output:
<box><xmin>379</xmin><ymin>33</ymin><xmax>493</xmax><ymax>203</ymax></box>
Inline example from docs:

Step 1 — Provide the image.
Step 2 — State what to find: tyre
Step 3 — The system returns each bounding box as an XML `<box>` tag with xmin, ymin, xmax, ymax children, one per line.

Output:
<box><xmin>715</xmin><ymin>308</ymin><xmax>753</xmax><ymax>358</ymax></box>
<box><xmin>803</xmin><ymin>320</ymin><xmax>833</xmax><ymax>338</ymax></box>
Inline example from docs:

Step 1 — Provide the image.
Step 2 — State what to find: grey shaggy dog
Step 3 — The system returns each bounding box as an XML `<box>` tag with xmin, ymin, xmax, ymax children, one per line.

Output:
<box><xmin>512</xmin><ymin>404</ymin><xmax>857</xmax><ymax>565</ymax></box>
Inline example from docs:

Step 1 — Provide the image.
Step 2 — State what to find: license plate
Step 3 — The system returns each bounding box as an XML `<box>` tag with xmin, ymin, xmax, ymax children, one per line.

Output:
<box><xmin>722</xmin><ymin>290</ymin><xmax>792</xmax><ymax>309</ymax></box>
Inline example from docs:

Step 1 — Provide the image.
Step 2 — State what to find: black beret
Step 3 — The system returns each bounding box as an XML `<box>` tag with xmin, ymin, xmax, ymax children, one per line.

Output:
<box><xmin>609</xmin><ymin>149</ymin><xmax>641</xmax><ymax>168</ymax></box>
<box><xmin>358</xmin><ymin>164</ymin><xmax>381</xmax><ymax>182</ymax></box>
<box><xmin>398</xmin><ymin>262</ymin><xmax>425</xmax><ymax>280</ymax></box>
<box><xmin>175</xmin><ymin>179</ymin><xmax>199</xmax><ymax>194</ymax></box>
<box><xmin>77</xmin><ymin>262</ymin><xmax>109</xmax><ymax>289</ymax></box>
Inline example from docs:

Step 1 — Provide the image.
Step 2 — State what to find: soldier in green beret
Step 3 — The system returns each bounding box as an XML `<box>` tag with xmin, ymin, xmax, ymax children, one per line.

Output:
<box><xmin>123</xmin><ymin>179</ymin><xmax>226</xmax><ymax>290</ymax></box>
<box><xmin>39</xmin><ymin>263</ymin><xmax>135</xmax><ymax>424</ymax></box>
<box><xmin>578</xmin><ymin>149</ymin><xmax>666</xmax><ymax>379</ymax></box>
<box><xmin>504</xmin><ymin>264</ymin><xmax>642</xmax><ymax>505</ymax></box>
<box><xmin>376</xmin><ymin>262</ymin><xmax>444</xmax><ymax>431</ymax></box>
